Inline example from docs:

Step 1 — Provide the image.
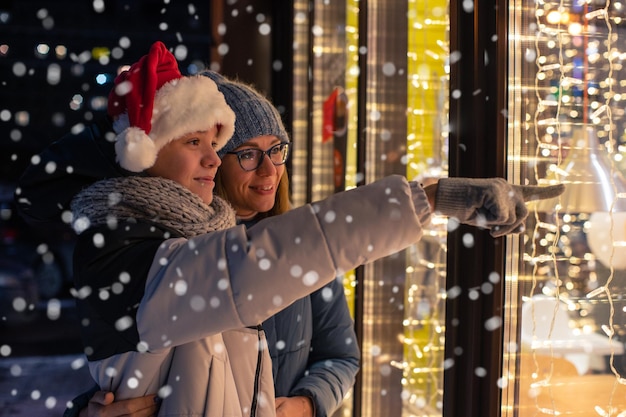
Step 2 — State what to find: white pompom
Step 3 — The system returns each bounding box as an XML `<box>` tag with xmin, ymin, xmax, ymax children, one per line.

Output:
<box><xmin>115</xmin><ymin>127</ymin><xmax>157</xmax><ymax>172</ymax></box>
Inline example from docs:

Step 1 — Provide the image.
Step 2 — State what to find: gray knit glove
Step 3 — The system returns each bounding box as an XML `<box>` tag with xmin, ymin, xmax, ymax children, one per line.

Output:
<box><xmin>434</xmin><ymin>177</ymin><xmax>565</xmax><ymax>237</ymax></box>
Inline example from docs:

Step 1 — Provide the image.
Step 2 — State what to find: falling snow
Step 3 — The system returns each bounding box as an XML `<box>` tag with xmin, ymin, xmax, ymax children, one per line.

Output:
<box><xmin>2</xmin><ymin>1</ymin><xmax>622</xmax><ymax>416</ymax></box>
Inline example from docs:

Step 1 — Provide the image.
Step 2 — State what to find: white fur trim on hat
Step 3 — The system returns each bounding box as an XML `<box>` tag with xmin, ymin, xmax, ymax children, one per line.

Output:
<box><xmin>150</xmin><ymin>76</ymin><xmax>235</xmax><ymax>152</ymax></box>
<box><xmin>113</xmin><ymin>75</ymin><xmax>235</xmax><ymax>172</ymax></box>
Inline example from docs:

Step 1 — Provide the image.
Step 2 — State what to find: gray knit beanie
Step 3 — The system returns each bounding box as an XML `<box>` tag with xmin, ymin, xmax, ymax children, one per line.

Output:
<box><xmin>202</xmin><ymin>71</ymin><xmax>289</xmax><ymax>157</ymax></box>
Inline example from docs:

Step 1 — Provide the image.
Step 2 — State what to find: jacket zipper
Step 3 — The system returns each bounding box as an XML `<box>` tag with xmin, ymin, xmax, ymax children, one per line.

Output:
<box><xmin>250</xmin><ymin>324</ymin><xmax>263</xmax><ymax>417</ymax></box>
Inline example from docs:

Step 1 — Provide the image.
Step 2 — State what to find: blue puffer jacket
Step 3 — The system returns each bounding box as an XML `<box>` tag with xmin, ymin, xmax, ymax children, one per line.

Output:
<box><xmin>242</xmin><ymin>216</ymin><xmax>359</xmax><ymax>417</ymax></box>
<box><xmin>263</xmin><ymin>269</ymin><xmax>359</xmax><ymax>416</ymax></box>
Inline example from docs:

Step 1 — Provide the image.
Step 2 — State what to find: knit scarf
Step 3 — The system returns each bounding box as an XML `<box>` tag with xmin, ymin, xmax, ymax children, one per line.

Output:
<box><xmin>70</xmin><ymin>176</ymin><xmax>236</xmax><ymax>238</ymax></box>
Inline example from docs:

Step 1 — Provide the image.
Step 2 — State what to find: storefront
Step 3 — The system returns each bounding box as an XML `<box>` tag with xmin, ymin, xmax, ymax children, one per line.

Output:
<box><xmin>287</xmin><ymin>0</ymin><xmax>626</xmax><ymax>416</ymax></box>
<box><xmin>2</xmin><ymin>0</ymin><xmax>625</xmax><ymax>415</ymax></box>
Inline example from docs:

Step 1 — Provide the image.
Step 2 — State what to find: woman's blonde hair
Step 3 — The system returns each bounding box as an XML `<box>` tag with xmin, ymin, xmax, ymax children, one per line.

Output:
<box><xmin>214</xmin><ymin>168</ymin><xmax>291</xmax><ymax>220</ymax></box>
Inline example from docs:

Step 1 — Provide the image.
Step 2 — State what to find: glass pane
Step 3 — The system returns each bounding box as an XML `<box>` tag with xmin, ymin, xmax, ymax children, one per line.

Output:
<box><xmin>292</xmin><ymin>1</ymin><xmax>360</xmax><ymax>415</ymax></box>
<box><xmin>505</xmin><ymin>0</ymin><xmax>626</xmax><ymax>415</ymax></box>
<box><xmin>403</xmin><ymin>0</ymin><xmax>450</xmax><ymax>415</ymax></box>
<box><xmin>290</xmin><ymin>0</ymin><xmax>311</xmax><ymax>209</ymax></box>
<box><xmin>296</xmin><ymin>1</ymin><xmax>450</xmax><ymax>415</ymax></box>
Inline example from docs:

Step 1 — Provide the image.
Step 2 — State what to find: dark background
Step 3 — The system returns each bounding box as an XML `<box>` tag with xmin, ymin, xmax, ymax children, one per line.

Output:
<box><xmin>0</xmin><ymin>0</ymin><xmax>292</xmax><ymax>352</ymax></box>
<box><xmin>1</xmin><ymin>0</ymin><xmax>214</xmax><ymax>182</ymax></box>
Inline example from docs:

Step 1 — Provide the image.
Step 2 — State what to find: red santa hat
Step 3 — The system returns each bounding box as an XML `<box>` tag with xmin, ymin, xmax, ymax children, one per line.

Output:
<box><xmin>107</xmin><ymin>41</ymin><xmax>235</xmax><ymax>172</ymax></box>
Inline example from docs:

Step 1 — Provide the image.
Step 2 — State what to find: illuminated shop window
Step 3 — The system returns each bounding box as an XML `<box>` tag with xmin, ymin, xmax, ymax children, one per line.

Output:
<box><xmin>505</xmin><ymin>0</ymin><xmax>626</xmax><ymax>415</ymax></box>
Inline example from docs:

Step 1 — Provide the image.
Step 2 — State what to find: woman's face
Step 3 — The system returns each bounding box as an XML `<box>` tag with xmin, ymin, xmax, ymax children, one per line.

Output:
<box><xmin>146</xmin><ymin>127</ymin><xmax>221</xmax><ymax>205</ymax></box>
<box><xmin>220</xmin><ymin>135</ymin><xmax>285</xmax><ymax>220</ymax></box>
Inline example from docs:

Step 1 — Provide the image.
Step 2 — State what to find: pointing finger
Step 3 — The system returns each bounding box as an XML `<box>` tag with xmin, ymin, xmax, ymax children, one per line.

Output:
<box><xmin>518</xmin><ymin>184</ymin><xmax>565</xmax><ymax>202</ymax></box>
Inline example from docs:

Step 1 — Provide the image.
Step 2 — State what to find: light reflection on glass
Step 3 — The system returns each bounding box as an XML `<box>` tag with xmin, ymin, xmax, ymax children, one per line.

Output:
<box><xmin>507</xmin><ymin>0</ymin><xmax>626</xmax><ymax>414</ymax></box>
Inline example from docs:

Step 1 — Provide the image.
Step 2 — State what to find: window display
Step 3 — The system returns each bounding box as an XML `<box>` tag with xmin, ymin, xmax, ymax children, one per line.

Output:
<box><xmin>506</xmin><ymin>0</ymin><xmax>626</xmax><ymax>414</ymax></box>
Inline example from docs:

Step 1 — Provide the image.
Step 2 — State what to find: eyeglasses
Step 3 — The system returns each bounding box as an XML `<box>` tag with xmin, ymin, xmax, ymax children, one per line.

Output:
<box><xmin>226</xmin><ymin>142</ymin><xmax>291</xmax><ymax>172</ymax></box>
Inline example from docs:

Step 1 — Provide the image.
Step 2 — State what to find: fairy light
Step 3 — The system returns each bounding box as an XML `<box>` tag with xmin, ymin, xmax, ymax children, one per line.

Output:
<box><xmin>514</xmin><ymin>0</ymin><xmax>626</xmax><ymax>413</ymax></box>
<box><xmin>402</xmin><ymin>0</ymin><xmax>450</xmax><ymax>414</ymax></box>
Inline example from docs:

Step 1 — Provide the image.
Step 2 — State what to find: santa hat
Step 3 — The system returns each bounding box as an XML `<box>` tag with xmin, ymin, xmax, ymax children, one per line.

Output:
<box><xmin>107</xmin><ymin>41</ymin><xmax>235</xmax><ymax>172</ymax></box>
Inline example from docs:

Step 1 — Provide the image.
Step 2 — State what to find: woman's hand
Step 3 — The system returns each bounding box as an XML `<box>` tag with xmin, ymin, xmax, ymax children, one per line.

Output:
<box><xmin>275</xmin><ymin>396</ymin><xmax>314</xmax><ymax>417</ymax></box>
<box><xmin>78</xmin><ymin>391</ymin><xmax>159</xmax><ymax>417</ymax></box>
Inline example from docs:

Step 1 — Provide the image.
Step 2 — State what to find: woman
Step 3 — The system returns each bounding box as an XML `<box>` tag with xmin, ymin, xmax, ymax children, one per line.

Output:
<box><xmin>211</xmin><ymin>72</ymin><xmax>360</xmax><ymax>417</ymax></box>
<box><xmin>18</xmin><ymin>42</ymin><xmax>563</xmax><ymax>417</ymax></box>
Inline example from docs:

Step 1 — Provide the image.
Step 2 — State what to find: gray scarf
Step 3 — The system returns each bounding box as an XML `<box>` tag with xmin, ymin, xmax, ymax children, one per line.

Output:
<box><xmin>70</xmin><ymin>176</ymin><xmax>236</xmax><ymax>238</ymax></box>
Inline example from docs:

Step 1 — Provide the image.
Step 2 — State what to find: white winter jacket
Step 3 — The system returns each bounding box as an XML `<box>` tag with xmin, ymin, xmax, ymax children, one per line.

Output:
<box><xmin>72</xmin><ymin>175</ymin><xmax>431</xmax><ymax>416</ymax></box>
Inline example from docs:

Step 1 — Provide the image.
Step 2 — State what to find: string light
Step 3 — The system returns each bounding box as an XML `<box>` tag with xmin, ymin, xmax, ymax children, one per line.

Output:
<box><xmin>518</xmin><ymin>0</ymin><xmax>626</xmax><ymax>412</ymax></box>
<box><xmin>402</xmin><ymin>0</ymin><xmax>450</xmax><ymax>414</ymax></box>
